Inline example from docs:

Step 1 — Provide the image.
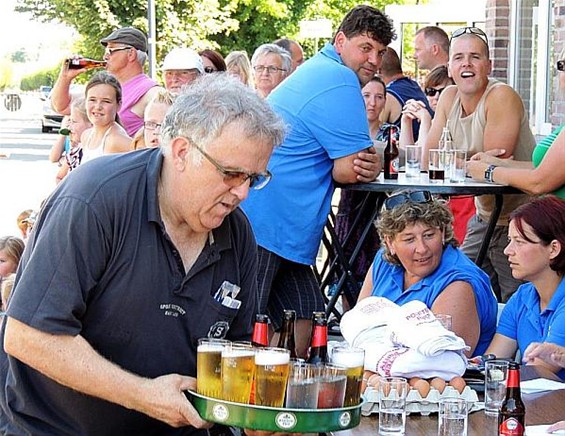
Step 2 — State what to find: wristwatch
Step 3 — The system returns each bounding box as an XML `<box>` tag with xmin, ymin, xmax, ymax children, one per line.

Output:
<box><xmin>484</xmin><ymin>164</ymin><xmax>497</xmax><ymax>183</ymax></box>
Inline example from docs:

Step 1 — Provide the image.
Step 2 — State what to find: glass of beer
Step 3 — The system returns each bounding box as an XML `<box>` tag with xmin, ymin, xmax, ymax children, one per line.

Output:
<box><xmin>196</xmin><ymin>338</ymin><xmax>230</xmax><ymax>398</ymax></box>
<box><xmin>286</xmin><ymin>361</ymin><xmax>320</xmax><ymax>409</ymax></box>
<box><xmin>330</xmin><ymin>345</ymin><xmax>365</xmax><ymax>406</ymax></box>
<box><xmin>221</xmin><ymin>342</ymin><xmax>256</xmax><ymax>403</ymax></box>
<box><xmin>254</xmin><ymin>347</ymin><xmax>291</xmax><ymax>407</ymax></box>
<box><xmin>317</xmin><ymin>363</ymin><xmax>347</xmax><ymax>409</ymax></box>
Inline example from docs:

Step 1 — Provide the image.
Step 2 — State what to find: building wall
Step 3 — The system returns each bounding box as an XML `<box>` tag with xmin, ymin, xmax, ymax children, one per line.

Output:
<box><xmin>486</xmin><ymin>0</ymin><xmax>511</xmax><ymax>82</ymax></box>
<box><xmin>553</xmin><ymin>0</ymin><xmax>565</xmax><ymax>127</ymax></box>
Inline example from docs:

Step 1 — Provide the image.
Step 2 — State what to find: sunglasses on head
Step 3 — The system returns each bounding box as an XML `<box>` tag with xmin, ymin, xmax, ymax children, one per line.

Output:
<box><xmin>383</xmin><ymin>191</ymin><xmax>433</xmax><ymax>211</ymax></box>
<box><xmin>425</xmin><ymin>87</ymin><xmax>446</xmax><ymax>97</ymax></box>
<box><xmin>450</xmin><ymin>27</ymin><xmax>489</xmax><ymax>46</ymax></box>
<box><xmin>557</xmin><ymin>60</ymin><xmax>565</xmax><ymax>72</ymax></box>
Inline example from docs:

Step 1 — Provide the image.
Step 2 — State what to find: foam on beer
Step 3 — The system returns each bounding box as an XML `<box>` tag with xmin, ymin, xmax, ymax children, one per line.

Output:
<box><xmin>198</xmin><ymin>344</ymin><xmax>225</xmax><ymax>352</ymax></box>
<box><xmin>222</xmin><ymin>349</ymin><xmax>255</xmax><ymax>358</ymax></box>
<box><xmin>331</xmin><ymin>350</ymin><xmax>364</xmax><ymax>368</ymax></box>
<box><xmin>255</xmin><ymin>351</ymin><xmax>290</xmax><ymax>365</ymax></box>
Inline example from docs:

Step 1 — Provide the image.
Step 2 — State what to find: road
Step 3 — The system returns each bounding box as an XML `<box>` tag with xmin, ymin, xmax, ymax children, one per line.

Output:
<box><xmin>0</xmin><ymin>93</ymin><xmax>59</xmax><ymax>237</ymax></box>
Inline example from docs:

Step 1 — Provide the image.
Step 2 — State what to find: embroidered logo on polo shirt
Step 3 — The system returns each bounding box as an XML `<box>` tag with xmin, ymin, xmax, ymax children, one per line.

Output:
<box><xmin>208</xmin><ymin>321</ymin><xmax>230</xmax><ymax>338</ymax></box>
<box><xmin>159</xmin><ymin>303</ymin><xmax>186</xmax><ymax>318</ymax></box>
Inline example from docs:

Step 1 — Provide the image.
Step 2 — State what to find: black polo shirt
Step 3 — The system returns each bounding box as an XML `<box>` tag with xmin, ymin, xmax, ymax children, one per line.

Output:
<box><xmin>0</xmin><ymin>148</ymin><xmax>257</xmax><ymax>435</ymax></box>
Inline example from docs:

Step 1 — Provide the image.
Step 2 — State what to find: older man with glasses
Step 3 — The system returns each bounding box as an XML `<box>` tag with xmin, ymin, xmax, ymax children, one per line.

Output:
<box><xmin>423</xmin><ymin>26</ymin><xmax>536</xmax><ymax>303</ymax></box>
<box><xmin>0</xmin><ymin>75</ymin><xmax>286</xmax><ymax>435</ymax></box>
<box><xmin>51</xmin><ymin>27</ymin><xmax>162</xmax><ymax>137</ymax></box>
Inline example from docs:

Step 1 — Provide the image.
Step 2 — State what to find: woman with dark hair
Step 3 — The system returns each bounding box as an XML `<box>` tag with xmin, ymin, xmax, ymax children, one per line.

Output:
<box><xmin>81</xmin><ymin>71</ymin><xmax>132</xmax><ymax>162</ymax></box>
<box><xmin>483</xmin><ymin>195</ymin><xmax>565</xmax><ymax>379</ymax></box>
<box><xmin>357</xmin><ymin>190</ymin><xmax>498</xmax><ymax>356</ymax></box>
<box><xmin>199</xmin><ymin>49</ymin><xmax>227</xmax><ymax>73</ymax></box>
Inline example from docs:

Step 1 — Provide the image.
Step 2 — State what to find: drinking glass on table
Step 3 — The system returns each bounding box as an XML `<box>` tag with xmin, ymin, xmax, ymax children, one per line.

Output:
<box><xmin>330</xmin><ymin>345</ymin><xmax>365</xmax><ymax>406</ymax></box>
<box><xmin>285</xmin><ymin>361</ymin><xmax>320</xmax><ymax>409</ymax></box>
<box><xmin>484</xmin><ymin>359</ymin><xmax>509</xmax><ymax>415</ymax></box>
<box><xmin>438</xmin><ymin>397</ymin><xmax>468</xmax><ymax>436</ymax></box>
<box><xmin>405</xmin><ymin>145</ymin><xmax>422</xmax><ymax>179</ymax></box>
<box><xmin>429</xmin><ymin>149</ymin><xmax>446</xmax><ymax>183</ymax></box>
<box><xmin>379</xmin><ymin>376</ymin><xmax>408</xmax><ymax>435</ymax></box>
<box><xmin>196</xmin><ymin>338</ymin><xmax>230</xmax><ymax>398</ymax></box>
<box><xmin>450</xmin><ymin>150</ymin><xmax>467</xmax><ymax>183</ymax></box>
<box><xmin>254</xmin><ymin>347</ymin><xmax>290</xmax><ymax>407</ymax></box>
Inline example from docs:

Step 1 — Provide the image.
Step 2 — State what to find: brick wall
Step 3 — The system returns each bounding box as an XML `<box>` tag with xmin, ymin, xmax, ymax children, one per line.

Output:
<box><xmin>486</xmin><ymin>0</ymin><xmax>510</xmax><ymax>82</ymax></box>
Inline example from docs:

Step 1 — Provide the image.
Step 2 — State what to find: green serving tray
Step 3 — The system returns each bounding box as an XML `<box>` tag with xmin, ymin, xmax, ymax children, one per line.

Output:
<box><xmin>186</xmin><ymin>390</ymin><xmax>363</xmax><ymax>433</ymax></box>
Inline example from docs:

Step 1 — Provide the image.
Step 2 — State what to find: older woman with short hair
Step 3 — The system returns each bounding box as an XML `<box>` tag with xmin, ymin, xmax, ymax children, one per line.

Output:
<box><xmin>251</xmin><ymin>43</ymin><xmax>291</xmax><ymax>98</ymax></box>
<box><xmin>357</xmin><ymin>190</ymin><xmax>498</xmax><ymax>356</ymax></box>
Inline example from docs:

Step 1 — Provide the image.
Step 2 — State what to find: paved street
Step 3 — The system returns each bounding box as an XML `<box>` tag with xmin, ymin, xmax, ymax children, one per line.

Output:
<box><xmin>0</xmin><ymin>94</ymin><xmax>59</xmax><ymax>237</ymax></box>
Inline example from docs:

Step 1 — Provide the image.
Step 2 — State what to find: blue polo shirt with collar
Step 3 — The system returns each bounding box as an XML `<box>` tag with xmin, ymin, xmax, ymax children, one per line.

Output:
<box><xmin>242</xmin><ymin>42</ymin><xmax>373</xmax><ymax>265</ymax></box>
<box><xmin>370</xmin><ymin>245</ymin><xmax>498</xmax><ymax>355</ymax></box>
<box><xmin>498</xmin><ymin>278</ymin><xmax>565</xmax><ymax>379</ymax></box>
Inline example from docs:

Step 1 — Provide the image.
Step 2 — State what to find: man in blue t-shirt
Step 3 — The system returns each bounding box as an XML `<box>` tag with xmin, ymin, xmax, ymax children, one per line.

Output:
<box><xmin>242</xmin><ymin>5</ymin><xmax>396</xmax><ymax>357</ymax></box>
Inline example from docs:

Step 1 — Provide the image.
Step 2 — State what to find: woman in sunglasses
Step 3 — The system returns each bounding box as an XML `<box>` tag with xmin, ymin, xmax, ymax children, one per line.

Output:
<box><xmin>356</xmin><ymin>190</ymin><xmax>498</xmax><ymax>356</ymax></box>
<box><xmin>467</xmin><ymin>52</ymin><xmax>565</xmax><ymax>201</ymax></box>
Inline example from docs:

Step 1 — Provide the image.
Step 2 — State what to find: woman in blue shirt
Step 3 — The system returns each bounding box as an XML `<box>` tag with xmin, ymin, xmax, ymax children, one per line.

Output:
<box><xmin>357</xmin><ymin>190</ymin><xmax>498</xmax><ymax>356</ymax></box>
<box><xmin>484</xmin><ymin>196</ymin><xmax>565</xmax><ymax>380</ymax></box>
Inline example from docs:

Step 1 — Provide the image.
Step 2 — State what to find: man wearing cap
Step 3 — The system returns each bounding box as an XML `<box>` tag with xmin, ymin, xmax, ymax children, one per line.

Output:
<box><xmin>162</xmin><ymin>48</ymin><xmax>204</xmax><ymax>94</ymax></box>
<box><xmin>51</xmin><ymin>27</ymin><xmax>162</xmax><ymax>137</ymax></box>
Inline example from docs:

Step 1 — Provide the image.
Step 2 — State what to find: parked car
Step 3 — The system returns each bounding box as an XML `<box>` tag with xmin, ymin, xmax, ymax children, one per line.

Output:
<box><xmin>41</xmin><ymin>85</ymin><xmax>85</xmax><ymax>134</ymax></box>
<box><xmin>39</xmin><ymin>86</ymin><xmax>52</xmax><ymax>101</ymax></box>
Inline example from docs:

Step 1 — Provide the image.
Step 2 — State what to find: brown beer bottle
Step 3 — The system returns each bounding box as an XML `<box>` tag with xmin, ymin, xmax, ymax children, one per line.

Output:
<box><xmin>251</xmin><ymin>314</ymin><xmax>270</xmax><ymax>348</ymax></box>
<box><xmin>66</xmin><ymin>58</ymin><xmax>107</xmax><ymax>70</ymax></box>
<box><xmin>306</xmin><ymin>312</ymin><xmax>328</xmax><ymax>365</ymax></box>
<box><xmin>277</xmin><ymin>309</ymin><xmax>297</xmax><ymax>358</ymax></box>
<box><xmin>498</xmin><ymin>362</ymin><xmax>526</xmax><ymax>436</ymax></box>
<box><xmin>383</xmin><ymin>124</ymin><xmax>399</xmax><ymax>180</ymax></box>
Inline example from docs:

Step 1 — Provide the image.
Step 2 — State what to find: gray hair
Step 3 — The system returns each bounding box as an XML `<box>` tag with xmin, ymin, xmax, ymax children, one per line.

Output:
<box><xmin>160</xmin><ymin>73</ymin><xmax>286</xmax><ymax>162</ymax></box>
<box><xmin>136</xmin><ymin>50</ymin><xmax>148</xmax><ymax>66</ymax></box>
<box><xmin>251</xmin><ymin>43</ymin><xmax>292</xmax><ymax>73</ymax></box>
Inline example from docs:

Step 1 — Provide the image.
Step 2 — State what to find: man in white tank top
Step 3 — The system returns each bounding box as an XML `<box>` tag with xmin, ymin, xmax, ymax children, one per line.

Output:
<box><xmin>423</xmin><ymin>27</ymin><xmax>536</xmax><ymax>303</ymax></box>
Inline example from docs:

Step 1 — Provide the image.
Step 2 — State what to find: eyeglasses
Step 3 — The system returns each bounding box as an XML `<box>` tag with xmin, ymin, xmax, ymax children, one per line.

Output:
<box><xmin>204</xmin><ymin>66</ymin><xmax>217</xmax><ymax>73</ymax></box>
<box><xmin>191</xmin><ymin>141</ymin><xmax>272</xmax><ymax>190</ymax></box>
<box><xmin>557</xmin><ymin>60</ymin><xmax>565</xmax><ymax>72</ymax></box>
<box><xmin>450</xmin><ymin>27</ymin><xmax>489</xmax><ymax>46</ymax></box>
<box><xmin>425</xmin><ymin>87</ymin><xmax>446</xmax><ymax>97</ymax></box>
<box><xmin>144</xmin><ymin>121</ymin><xmax>162</xmax><ymax>131</ymax></box>
<box><xmin>253</xmin><ymin>65</ymin><xmax>287</xmax><ymax>74</ymax></box>
<box><xmin>104</xmin><ymin>46</ymin><xmax>132</xmax><ymax>56</ymax></box>
<box><xmin>383</xmin><ymin>191</ymin><xmax>433</xmax><ymax>211</ymax></box>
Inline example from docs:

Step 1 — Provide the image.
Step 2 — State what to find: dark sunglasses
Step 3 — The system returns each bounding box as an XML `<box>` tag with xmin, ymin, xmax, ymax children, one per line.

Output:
<box><xmin>383</xmin><ymin>191</ymin><xmax>433</xmax><ymax>211</ymax></box>
<box><xmin>204</xmin><ymin>66</ymin><xmax>217</xmax><ymax>73</ymax></box>
<box><xmin>557</xmin><ymin>60</ymin><xmax>565</xmax><ymax>72</ymax></box>
<box><xmin>425</xmin><ymin>87</ymin><xmax>446</xmax><ymax>97</ymax></box>
<box><xmin>450</xmin><ymin>27</ymin><xmax>489</xmax><ymax>46</ymax></box>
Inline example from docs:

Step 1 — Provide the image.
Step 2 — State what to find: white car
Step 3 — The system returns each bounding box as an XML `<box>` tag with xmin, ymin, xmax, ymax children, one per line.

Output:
<box><xmin>41</xmin><ymin>84</ymin><xmax>85</xmax><ymax>134</ymax></box>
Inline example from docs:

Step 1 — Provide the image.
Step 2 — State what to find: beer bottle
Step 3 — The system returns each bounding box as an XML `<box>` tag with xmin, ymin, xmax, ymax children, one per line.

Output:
<box><xmin>66</xmin><ymin>57</ymin><xmax>107</xmax><ymax>70</ymax></box>
<box><xmin>277</xmin><ymin>309</ymin><xmax>297</xmax><ymax>358</ymax></box>
<box><xmin>383</xmin><ymin>124</ymin><xmax>399</xmax><ymax>180</ymax></box>
<box><xmin>498</xmin><ymin>362</ymin><xmax>526</xmax><ymax>436</ymax></box>
<box><xmin>306</xmin><ymin>312</ymin><xmax>328</xmax><ymax>365</ymax></box>
<box><xmin>251</xmin><ymin>314</ymin><xmax>270</xmax><ymax>348</ymax></box>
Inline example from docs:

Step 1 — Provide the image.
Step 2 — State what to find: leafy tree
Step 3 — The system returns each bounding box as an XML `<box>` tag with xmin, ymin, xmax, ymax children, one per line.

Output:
<box><xmin>11</xmin><ymin>50</ymin><xmax>29</xmax><ymax>64</ymax></box>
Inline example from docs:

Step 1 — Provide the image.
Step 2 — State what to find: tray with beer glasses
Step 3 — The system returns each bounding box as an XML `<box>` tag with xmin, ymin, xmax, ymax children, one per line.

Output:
<box><xmin>188</xmin><ymin>339</ymin><xmax>365</xmax><ymax>432</ymax></box>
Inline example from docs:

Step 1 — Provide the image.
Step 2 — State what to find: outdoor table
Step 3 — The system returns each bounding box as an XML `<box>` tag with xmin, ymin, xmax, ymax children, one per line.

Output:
<box><xmin>333</xmin><ymin>365</ymin><xmax>565</xmax><ymax>435</ymax></box>
<box><xmin>319</xmin><ymin>173</ymin><xmax>521</xmax><ymax>318</ymax></box>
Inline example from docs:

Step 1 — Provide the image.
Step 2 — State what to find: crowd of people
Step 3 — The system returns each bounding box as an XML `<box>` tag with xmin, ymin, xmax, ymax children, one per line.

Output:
<box><xmin>1</xmin><ymin>4</ymin><xmax>565</xmax><ymax>434</ymax></box>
